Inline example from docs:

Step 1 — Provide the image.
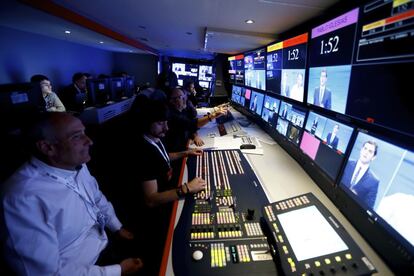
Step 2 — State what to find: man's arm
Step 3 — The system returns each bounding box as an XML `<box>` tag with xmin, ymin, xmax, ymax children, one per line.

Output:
<box><xmin>2</xmin><ymin>194</ymin><xmax>120</xmax><ymax>276</ymax></box>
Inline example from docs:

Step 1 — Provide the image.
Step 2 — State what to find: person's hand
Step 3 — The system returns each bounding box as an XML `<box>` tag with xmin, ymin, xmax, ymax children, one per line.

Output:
<box><xmin>193</xmin><ymin>135</ymin><xmax>205</xmax><ymax>147</ymax></box>
<box><xmin>186</xmin><ymin>148</ymin><xmax>203</xmax><ymax>156</ymax></box>
<box><xmin>213</xmin><ymin>107</ymin><xmax>228</xmax><ymax>119</ymax></box>
<box><xmin>117</xmin><ymin>228</ymin><xmax>134</xmax><ymax>240</ymax></box>
<box><xmin>187</xmin><ymin>177</ymin><xmax>206</xmax><ymax>193</ymax></box>
<box><xmin>120</xmin><ymin>258</ymin><xmax>143</xmax><ymax>275</ymax></box>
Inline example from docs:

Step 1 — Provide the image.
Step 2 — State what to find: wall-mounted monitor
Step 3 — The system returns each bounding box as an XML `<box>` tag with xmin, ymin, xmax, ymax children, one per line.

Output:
<box><xmin>345</xmin><ymin>2</ymin><xmax>414</xmax><ymax>135</ymax></box>
<box><xmin>300</xmin><ymin>111</ymin><xmax>354</xmax><ymax>180</ymax></box>
<box><xmin>244</xmin><ymin>48</ymin><xmax>266</xmax><ymax>91</ymax></box>
<box><xmin>338</xmin><ymin>131</ymin><xmax>414</xmax><ymax>251</ymax></box>
<box><xmin>228</xmin><ymin>55</ymin><xmax>244</xmax><ymax>85</ymax></box>
<box><xmin>231</xmin><ymin>85</ymin><xmax>244</xmax><ymax>105</ymax></box>
<box><xmin>249</xmin><ymin>90</ymin><xmax>265</xmax><ymax>116</ymax></box>
<box><xmin>261</xmin><ymin>95</ymin><xmax>280</xmax><ymax>127</ymax></box>
<box><xmin>172</xmin><ymin>63</ymin><xmax>199</xmax><ymax>87</ymax></box>
<box><xmin>306</xmin><ymin>8</ymin><xmax>358</xmax><ymax>114</ymax></box>
<box><xmin>243</xmin><ymin>88</ymin><xmax>252</xmax><ymax>109</ymax></box>
<box><xmin>198</xmin><ymin>65</ymin><xmax>213</xmax><ymax>81</ymax></box>
<box><xmin>267</xmin><ymin>33</ymin><xmax>308</xmax><ymax>103</ymax></box>
<box><xmin>276</xmin><ymin>101</ymin><xmax>307</xmax><ymax>145</ymax></box>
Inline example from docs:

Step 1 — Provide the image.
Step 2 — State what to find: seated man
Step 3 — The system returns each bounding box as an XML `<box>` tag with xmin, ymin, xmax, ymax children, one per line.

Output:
<box><xmin>61</xmin><ymin>72</ymin><xmax>88</xmax><ymax>112</ymax></box>
<box><xmin>30</xmin><ymin>74</ymin><xmax>66</xmax><ymax>112</ymax></box>
<box><xmin>1</xmin><ymin>112</ymin><xmax>142</xmax><ymax>275</ymax></box>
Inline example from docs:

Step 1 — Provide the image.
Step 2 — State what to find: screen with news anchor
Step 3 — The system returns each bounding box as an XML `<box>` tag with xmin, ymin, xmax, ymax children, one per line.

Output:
<box><xmin>300</xmin><ymin>111</ymin><xmax>354</xmax><ymax>180</ymax></box>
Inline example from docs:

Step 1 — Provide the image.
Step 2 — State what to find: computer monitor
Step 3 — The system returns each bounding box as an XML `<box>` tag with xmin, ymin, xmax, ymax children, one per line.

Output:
<box><xmin>124</xmin><ymin>76</ymin><xmax>135</xmax><ymax>98</ymax></box>
<box><xmin>109</xmin><ymin>77</ymin><xmax>125</xmax><ymax>101</ymax></box>
<box><xmin>261</xmin><ymin>95</ymin><xmax>280</xmax><ymax>127</ymax></box>
<box><xmin>244</xmin><ymin>48</ymin><xmax>266</xmax><ymax>91</ymax></box>
<box><xmin>86</xmin><ymin>78</ymin><xmax>110</xmax><ymax>106</ymax></box>
<box><xmin>249</xmin><ymin>90</ymin><xmax>265</xmax><ymax>116</ymax></box>
<box><xmin>0</xmin><ymin>83</ymin><xmax>44</xmax><ymax>132</ymax></box>
<box><xmin>300</xmin><ymin>111</ymin><xmax>354</xmax><ymax>180</ymax></box>
<box><xmin>338</xmin><ymin>130</ymin><xmax>414</xmax><ymax>258</ymax></box>
<box><xmin>276</xmin><ymin>101</ymin><xmax>307</xmax><ymax>145</ymax></box>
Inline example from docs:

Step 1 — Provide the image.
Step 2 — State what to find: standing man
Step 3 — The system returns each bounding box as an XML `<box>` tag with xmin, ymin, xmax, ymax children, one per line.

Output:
<box><xmin>313</xmin><ymin>68</ymin><xmax>332</xmax><ymax>109</ymax></box>
<box><xmin>341</xmin><ymin>140</ymin><xmax>380</xmax><ymax>208</ymax></box>
<box><xmin>1</xmin><ymin>112</ymin><xmax>143</xmax><ymax>275</ymax></box>
<box><xmin>326</xmin><ymin>124</ymin><xmax>340</xmax><ymax>149</ymax></box>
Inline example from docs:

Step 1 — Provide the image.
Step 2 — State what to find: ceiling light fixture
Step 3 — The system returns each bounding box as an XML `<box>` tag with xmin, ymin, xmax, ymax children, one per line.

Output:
<box><xmin>99</xmin><ymin>41</ymin><xmax>104</xmax><ymax>44</ymax></box>
<box><xmin>245</xmin><ymin>19</ymin><xmax>255</xmax><ymax>24</ymax></box>
<box><xmin>186</xmin><ymin>32</ymin><xmax>193</xmax><ymax>35</ymax></box>
<box><xmin>64</xmin><ymin>30</ymin><xmax>71</xmax><ymax>34</ymax></box>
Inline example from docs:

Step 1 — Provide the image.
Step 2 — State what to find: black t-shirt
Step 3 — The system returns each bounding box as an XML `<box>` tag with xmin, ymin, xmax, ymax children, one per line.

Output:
<box><xmin>137</xmin><ymin>136</ymin><xmax>173</xmax><ymax>192</ymax></box>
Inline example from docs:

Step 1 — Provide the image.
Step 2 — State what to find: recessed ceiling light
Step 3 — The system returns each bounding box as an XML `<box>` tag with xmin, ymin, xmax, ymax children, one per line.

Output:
<box><xmin>186</xmin><ymin>32</ymin><xmax>193</xmax><ymax>35</ymax></box>
<box><xmin>129</xmin><ymin>50</ymin><xmax>133</xmax><ymax>53</ymax></box>
<box><xmin>139</xmin><ymin>37</ymin><xmax>148</xmax><ymax>42</ymax></box>
<box><xmin>99</xmin><ymin>41</ymin><xmax>104</xmax><ymax>44</ymax></box>
<box><xmin>138</xmin><ymin>25</ymin><xmax>146</xmax><ymax>30</ymax></box>
<box><xmin>64</xmin><ymin>30</ymin><xmax>71</xmax><ymax>34</ymax></box>
<box><xmin>245</xmin><ymin>19</ymin><xmax>255</xmax><ymax>24</ymax></box>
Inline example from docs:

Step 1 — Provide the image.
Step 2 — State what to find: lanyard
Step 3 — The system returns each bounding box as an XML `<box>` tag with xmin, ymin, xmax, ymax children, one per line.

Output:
<box><xmin>143</xmin><ymin>135</ymin><xmax>171</xmax><ymax>167</ymax></box>
<box><xmin>29</xmin><ymin>161</ymin><xmax>103</xmax><ymax>226</ymax></box>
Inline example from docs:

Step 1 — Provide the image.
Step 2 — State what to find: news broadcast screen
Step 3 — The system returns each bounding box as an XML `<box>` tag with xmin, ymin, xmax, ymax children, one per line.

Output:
<box><xmin>244</xmin><ymin>48</ymin><xmax>266</xmax><ymax>91</ymax></box>
<box><xmin>300</xmin><ymin>111</ymin><xmax>354</xmax><ymax>180</ymax></box>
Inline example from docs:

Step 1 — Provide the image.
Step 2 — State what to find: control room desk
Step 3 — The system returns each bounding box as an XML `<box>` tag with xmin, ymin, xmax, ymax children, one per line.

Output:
<box><xmin>160</xmin><ymin>108</ymin><xmax>393</xmax><ymax>276</ymax></box>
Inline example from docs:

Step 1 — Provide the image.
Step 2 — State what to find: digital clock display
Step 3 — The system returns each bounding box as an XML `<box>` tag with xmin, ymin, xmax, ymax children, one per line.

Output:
<box><xmin>307</xmin><ymin>8</ymin><xmax>359</xmax><ymax>114</ymax></box>
<box><xmin>267</xmin><ymin>33</ymin><xmax>308</xmax><ymax>103</ymax></box>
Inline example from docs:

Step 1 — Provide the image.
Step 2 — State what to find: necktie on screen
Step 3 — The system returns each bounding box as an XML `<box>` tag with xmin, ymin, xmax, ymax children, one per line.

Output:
<box><xmin>350</xmin><ymin>165</ymin><xmax>361</xmax><ymax>189</ymax></box>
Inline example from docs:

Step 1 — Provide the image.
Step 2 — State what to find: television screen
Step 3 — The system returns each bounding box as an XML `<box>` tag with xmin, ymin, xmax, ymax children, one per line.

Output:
<box><xmin>339</xmin><ymin>131</ymin><xmax>414</xmax><ymax>247</ymax></box>
<box><xmin>244</xmin><ymin>48</ymin><xmax>266</xmax><ymax>90</ymax></box>
<box><xmin>276</xmin><ymin>101</ymin><xmax>307</xmax><ymax>145</ymax></box>
<box><xmin>228</xmin><ymin>55</ymin><xmax>244</xmax><ymax>85</ymax></box>
<box><xmin>243</xmin><ymin>88</ymin><xmax>251</xmax><ymax>109</ymax></box>
<box><xmin>261</xmin><ymin>95</ymin><xmax>280</xmax><ymax>127</ymax></box>
<box><xmin>300</xmin><ymin>111</ymin><xmax>354</xmax><ymax>180</ymax></box>
<box><xmin>199</xmin><ymin>81</ymin><xmax>209</xmax><ymax>89</ymax></box>
<box><xmin>86</xmin><ymin>78</ymin><xmax>110</xmax><ymax>106</ymax></box>
<box><xmin>231</xmin><ymin>85</ymin><xmax>243</xmax><ymax>105</ymax></box>
<box><xmin>266</xmin><ymin>42</ymin><xmax>282</xmax><ymax>94</ymax></box>
<box><xmin>266</xmin><ymin>33</ymin><xmax>307</xmax><ymax>103</ymax></box>
<box><xmin>345</xmin><ymin>2</ymin><xmax>414</xmax><ymax>135</ymax></box>
<box><xmin>307</xmin><ymin>8</ymin><xmax>359</xmax><ymax>113</ymax></box>
<box><xmin>249</xmin><ymin>90</ymin><xmax>265</xmax><ymax>116</ymax></box>
<box><xmin>198</xmin><ymin>65</ymin><xmax>213</xmax><ymax>81</ymax></box>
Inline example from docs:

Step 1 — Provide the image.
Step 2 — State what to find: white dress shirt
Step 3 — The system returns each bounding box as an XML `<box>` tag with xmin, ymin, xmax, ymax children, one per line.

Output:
<box><xmin>1</xmin><ymin>157</ymin><xmax>122</xmax><ymax>276</ymax></box>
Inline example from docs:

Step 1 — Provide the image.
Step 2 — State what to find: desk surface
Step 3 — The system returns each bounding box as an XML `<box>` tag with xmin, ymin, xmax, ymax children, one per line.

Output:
<box><xmin>161</xmin><ymin>107</ymin><xmax>393</xmax><ymax>276</ymax></box>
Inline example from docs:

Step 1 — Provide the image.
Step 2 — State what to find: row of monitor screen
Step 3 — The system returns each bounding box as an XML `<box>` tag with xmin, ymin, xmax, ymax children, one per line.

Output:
<box><xmin>171</xmin><ymin>63</ymin><xmax>213</xmax><ymax>89</ymax></box>
<box><xmin>231</xmin><ymin>85</ymin><xmax>414</xmax><ymax>250</ymax></box>
<box><xmin>86</xmin><ymin>76</ymin><xmax>135</xmax><ymax>106</ymax></box>
<box><xmin>228</xmin><ymin>0</ymin><xmax>414</xmax><ymax>135</ymax></box>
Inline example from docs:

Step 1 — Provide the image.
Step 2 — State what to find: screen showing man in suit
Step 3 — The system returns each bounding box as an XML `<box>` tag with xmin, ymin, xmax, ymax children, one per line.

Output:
<box><xmin>326</xmin><ymin>124</ymin><xmax>340</xmax><ymax>149</ymax></box>
<box><xmin>341</xmin><ymin>140</ymin><xmax>379</xmax><ymax>209</ymax></box>
<box><xmin>313</xmin><ymin>68</ymin><xmax>331</xmax><ymax>109</ymax></box>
